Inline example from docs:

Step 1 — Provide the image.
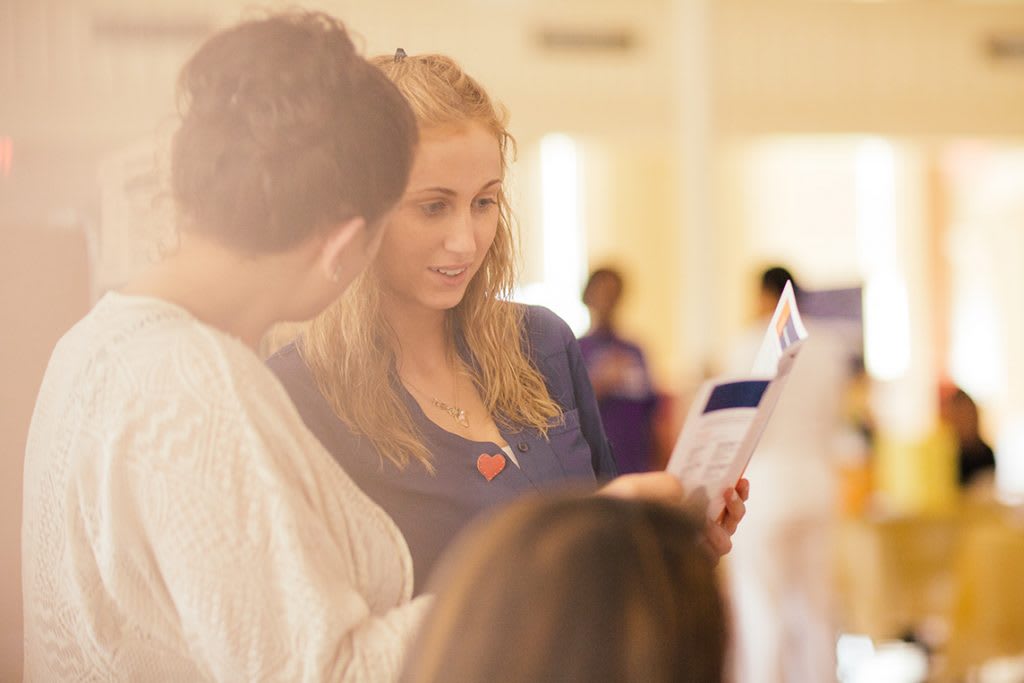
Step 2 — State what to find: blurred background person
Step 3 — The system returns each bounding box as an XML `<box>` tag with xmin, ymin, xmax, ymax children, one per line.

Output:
<box><xmin>402</xmin><ymin>495</ymin><xmax>726</xmax><ymax>683</ymax></box>
<box><xmin>940</xmin><ymin>385</ymin><xmax>996</xmax><ymax>490</ymax></box>
<box><xmin>726</xmin><ymin>266</ymin><xmax>853</xmax><ymax>683</ymax></box>
<box><xmin>579</xmin><ymin>267</ymin><xmax>659</xmax><ymax>474</ymax></box>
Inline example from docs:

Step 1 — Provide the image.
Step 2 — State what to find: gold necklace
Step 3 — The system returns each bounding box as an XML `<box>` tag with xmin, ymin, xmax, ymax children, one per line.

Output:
<box><xmin>429</xmin><ymin>397</ymin><xmax>470</xmax><ymax>428</ymax></box>
<box><xmin>402</xmin><ymin>370</ymin><xmax>470</xmax><ymax>429</ymax></box>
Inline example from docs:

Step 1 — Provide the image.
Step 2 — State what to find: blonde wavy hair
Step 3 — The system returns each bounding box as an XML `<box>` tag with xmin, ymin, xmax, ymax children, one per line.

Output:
<box><xmin>301</xmin><ymin>53</ymin><xmax>562</xmax><ymax>471</ymax></box>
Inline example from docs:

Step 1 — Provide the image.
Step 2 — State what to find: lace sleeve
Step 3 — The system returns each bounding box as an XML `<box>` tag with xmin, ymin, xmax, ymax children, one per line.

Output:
<box><xmin>101</xmin><ymin>353</ymin><xmax>430</xmax><ymax>681</ymax></box>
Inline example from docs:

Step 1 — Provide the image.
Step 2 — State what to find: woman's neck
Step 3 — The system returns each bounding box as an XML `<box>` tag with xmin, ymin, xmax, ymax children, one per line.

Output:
<box><xmin>586</xmin><ymin>314</ymin><xmax>615</xmax><ymax>337</ymax></box>
<box><xmin>382</xmin><ymin>294</ymin><xmax>453</xmax><ymax>375</ymax></box>
<box><xmin>121</xmin><ymin>234</ymin><xmax>300</xmax><ymax>350</ymax></box>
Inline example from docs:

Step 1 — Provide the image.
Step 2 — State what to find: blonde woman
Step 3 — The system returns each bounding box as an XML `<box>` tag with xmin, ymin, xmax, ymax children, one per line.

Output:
<box><xmin>267</xmin><ymin>52</ymin><xmax>747</xmax><ymax>590</ymax></box>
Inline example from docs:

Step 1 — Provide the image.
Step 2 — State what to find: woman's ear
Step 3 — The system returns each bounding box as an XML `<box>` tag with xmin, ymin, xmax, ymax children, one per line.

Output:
<box><xmin>320</xmin><ymin>216</ymin><xmax>368</xmax><ymax>283</ymax></box>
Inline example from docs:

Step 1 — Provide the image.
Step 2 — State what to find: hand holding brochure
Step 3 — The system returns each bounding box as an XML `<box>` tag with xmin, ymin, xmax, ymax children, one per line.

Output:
<box><xmin>666</xmin><ymin>282</ymin><xmax>807</xmax><ymax>520</ymax></box>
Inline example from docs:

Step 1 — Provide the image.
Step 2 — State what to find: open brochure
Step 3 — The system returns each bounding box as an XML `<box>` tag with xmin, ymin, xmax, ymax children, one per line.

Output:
<box><xmin>666</xmin><ymin>281</ymin><xmax>808</xmax><ymax>520</ymax></box>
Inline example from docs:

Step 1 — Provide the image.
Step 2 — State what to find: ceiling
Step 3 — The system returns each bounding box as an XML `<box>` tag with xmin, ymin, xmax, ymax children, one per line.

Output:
<box><xmin>2</xmin><ymin>0</ymin><xmax>1023</xmax><ymax>225</ymax></box>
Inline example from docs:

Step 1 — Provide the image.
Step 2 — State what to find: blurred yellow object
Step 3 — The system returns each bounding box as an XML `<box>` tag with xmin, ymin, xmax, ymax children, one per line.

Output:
<box><xmin>836</xmin><ymin>515</ymin><xmax>959</xmax><ymax>641</ymax></box>
<box><xmin>946</xmin><ymin>503</ymin><xmax>1024</xmax><ymax>679</ymax></box>
<box><xmin>838</xmin><ymin>459</ymin><xmax>873</xmax><ymax>518</ymax></box>
<box><xmin>835</xmin><ymin>503</ymin><xmax>1024</xmax><ymax>680</ymax></box>
<box><xmin>873</xmin><ymin>425</ymin><xmax>959</xmax><ymax>516</ymax></box>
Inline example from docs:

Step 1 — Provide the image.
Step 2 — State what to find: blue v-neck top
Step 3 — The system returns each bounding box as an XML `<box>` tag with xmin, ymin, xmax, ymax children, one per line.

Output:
<box><xmin>267</xmin><ymin>305</ymin><xmax>617</xmax><ymax>592</ymax></box>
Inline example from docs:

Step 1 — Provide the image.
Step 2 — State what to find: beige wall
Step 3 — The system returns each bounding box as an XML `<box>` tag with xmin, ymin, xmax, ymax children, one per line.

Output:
<box><xmin>713</xmin><ymin>1</ymin><xmax>1024</xmax><ymax>137</ymax></box>
<box><xmin>0</xmin><ymin>225</ymin><xmax>91</xmax><ymax>681</ymax></box>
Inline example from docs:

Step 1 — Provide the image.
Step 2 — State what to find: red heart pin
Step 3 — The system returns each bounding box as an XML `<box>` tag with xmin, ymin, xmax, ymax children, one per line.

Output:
<box><xmin>476</xmin><ymin>453</ymin><xmax>506</xmax><ymax>482</ymax></box>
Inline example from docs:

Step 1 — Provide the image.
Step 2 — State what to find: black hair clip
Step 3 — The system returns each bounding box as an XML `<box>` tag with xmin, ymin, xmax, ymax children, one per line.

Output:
<box><xmin>394</xmin><ymin>48</ymin><xmax>407</xmax><ymax>63</ymax></box>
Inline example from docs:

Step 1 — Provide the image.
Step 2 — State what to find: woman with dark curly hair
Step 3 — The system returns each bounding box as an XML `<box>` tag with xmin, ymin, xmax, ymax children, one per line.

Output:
<box><xmin>22</xmin><ymin>12</ymin><xmax>426</xmax><ymax>681</ymax></box>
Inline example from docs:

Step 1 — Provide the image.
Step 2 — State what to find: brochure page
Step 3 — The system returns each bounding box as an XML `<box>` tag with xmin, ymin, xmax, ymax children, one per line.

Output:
<box><xmin>666</xmin><ymin>282</ymin><xmax>807</xmax><ymax>519</ymax></box>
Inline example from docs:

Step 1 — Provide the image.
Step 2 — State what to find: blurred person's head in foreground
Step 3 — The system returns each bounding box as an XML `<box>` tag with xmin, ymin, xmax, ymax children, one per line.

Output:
<box><xmin>402</xmin><ymin>495</ymin><xmax>726</xmax><ymax>683</ymax></box>
<box><xmin>582</xmin><ymin>267</ymin><xmax>625</xmax><ymax>332</ymax></box>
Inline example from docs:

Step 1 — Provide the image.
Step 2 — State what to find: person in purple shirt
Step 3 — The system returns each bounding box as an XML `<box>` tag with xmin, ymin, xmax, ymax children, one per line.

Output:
<box><xmin>267</xmin><ymin>52</ymin><xmax>747</xmax><ymax>591</ymax></box>
<box><xmin>579</xmin><ymin>268</ymin><xmax>659</xmax><ymax>474</ymax></box>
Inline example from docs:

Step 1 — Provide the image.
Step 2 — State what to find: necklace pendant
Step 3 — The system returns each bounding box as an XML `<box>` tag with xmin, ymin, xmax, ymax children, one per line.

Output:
<box><xmin>430</xmin><ymin>397</ymin><xmax>470</xmax><ymax>428</ymax></box>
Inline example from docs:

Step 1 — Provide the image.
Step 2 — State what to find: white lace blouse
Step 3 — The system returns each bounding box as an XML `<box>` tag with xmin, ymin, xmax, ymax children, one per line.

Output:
<box><xmin>22</xmin><ymin>292</ymin><xmax>429</xmax><ymax>681</ymax></box>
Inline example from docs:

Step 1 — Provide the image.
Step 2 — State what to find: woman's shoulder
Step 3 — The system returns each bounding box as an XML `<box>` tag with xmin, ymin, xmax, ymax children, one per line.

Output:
<box><xmin>516</xmin><ymin>304</ymin><xmax>576</xmax><ymax>357</ymax></box>
<box><xmin>266</xmin><ymin>339</ymin><xmax>328</xmax><ymax>399</ymax></box>
<box><xmin>266</xmin><ymin>339</ymin><xmax>307</xmax><ymax>379</ymax></box>
<box><xmin>86</xmin><ymin>294</ymin><xmax>276</xmax><ymax>404</ymax></box>
<box><xmin>264</xmin><ymin>338</ymin><xmax>369</xmax><ymax>454</ymax></box>
<box><xmin>265</xmin><ymin>340</ymin><xmax>338</xmax><ymax>415</ymax></box>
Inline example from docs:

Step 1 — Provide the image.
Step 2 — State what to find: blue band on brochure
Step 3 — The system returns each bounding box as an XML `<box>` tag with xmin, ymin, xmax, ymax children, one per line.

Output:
<box><xmin>703</xmin><ymin>380</ymin><xmax>771</xmax><ymax>414</ymax></box>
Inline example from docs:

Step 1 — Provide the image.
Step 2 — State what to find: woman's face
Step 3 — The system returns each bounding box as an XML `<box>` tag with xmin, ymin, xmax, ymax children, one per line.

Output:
<box><xmin>375</xmin><ymin>122</ymin><xmax>502</xmax><ymax>313</ymax></box>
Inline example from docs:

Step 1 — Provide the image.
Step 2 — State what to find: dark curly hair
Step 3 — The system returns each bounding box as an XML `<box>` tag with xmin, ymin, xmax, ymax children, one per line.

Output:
<box><xmin>171</xmin><ymin>12</ymin><xmax>417</xmax><ymax>252</ymax></box>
